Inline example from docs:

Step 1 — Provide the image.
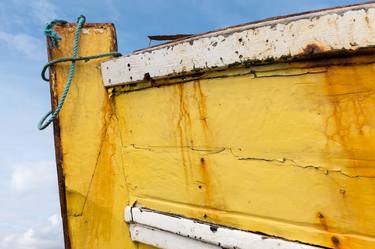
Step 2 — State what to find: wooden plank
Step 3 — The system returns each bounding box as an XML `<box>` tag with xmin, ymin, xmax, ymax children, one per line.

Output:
<box><xmin>129</xmin><ymin>224</ymin><xmax>220</xmax><ymax>249</ymax></box>
<box><xmin>112</xmin><ymin>54</ymin><xmax>375</xmax><ymax>249</ymax></box>
<box><xmin>48</xmin><ymin>5</ymin><xmax>375</xmax><ymax>249</ymax></box>
<box><xmin>101</xmin><ymin>2</ymin><xmax>375</xmax><ymax>86</ymax></box>
<box><xmin>47</xmin><ymin>23</ymin><xmax>142</xmax><ymax>249</ymax></box>
<box><xmin>126</xmin><ymin>207</ymin><xmax>321</xmax><ymax>249</ymax></box>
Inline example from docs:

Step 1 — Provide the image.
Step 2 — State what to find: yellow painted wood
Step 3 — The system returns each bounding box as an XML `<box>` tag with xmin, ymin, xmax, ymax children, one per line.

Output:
<box><xmin>51</xmin><ymin>24</ymin><xmax>375</xmax><ymax>249</ymax></box>
<box><xmin>112</xmin><ymin>55</ymin><xmax>375</xmax><ymax>249</ymax></box>
<box><xmin>49</xmin><ymin>24</ymin><xmax>147</xmax><ymax>249</ymax></box>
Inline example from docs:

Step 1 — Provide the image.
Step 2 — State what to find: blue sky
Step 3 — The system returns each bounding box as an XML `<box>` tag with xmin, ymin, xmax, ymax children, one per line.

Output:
<box><xmin>0</xmin><ymin>0</ymin><xmax>365</xmax><ymax>248</ymax></box>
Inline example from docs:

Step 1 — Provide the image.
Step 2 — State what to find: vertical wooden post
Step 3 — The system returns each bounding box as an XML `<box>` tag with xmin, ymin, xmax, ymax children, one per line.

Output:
<box><xmin>47</xmin><ymin>22</ymin><xmax>135</xmax><ymax>249</ymax></box>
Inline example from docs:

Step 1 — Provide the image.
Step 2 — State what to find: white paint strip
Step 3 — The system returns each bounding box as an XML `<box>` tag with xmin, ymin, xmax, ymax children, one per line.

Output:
<box><xmin>125</xmin><ymin>206</ymin><xmax>321</xmax><ymax>249</ymax></box>
<box><xmin>102</xmin><ymin>3</ymin><xmax>375</xmax><ymax>87</ymax></box>
<box><xmin>129</xmin><ymin>224</ymin><xmax>220</xmax><ymax>249</ymax></box>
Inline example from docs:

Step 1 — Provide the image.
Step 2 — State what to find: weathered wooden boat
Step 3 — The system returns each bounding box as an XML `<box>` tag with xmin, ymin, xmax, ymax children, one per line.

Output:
<box><xmin>43</xmin><ymin>2</ymin><xmax>375</xmax><ymax>249</ymax></box>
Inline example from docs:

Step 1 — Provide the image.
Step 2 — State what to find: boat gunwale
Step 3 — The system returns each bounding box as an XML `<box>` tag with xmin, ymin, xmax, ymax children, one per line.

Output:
<box><xmin>131</xmin><ymin>1</ymin><xmax>375</xmax><ymax>54</ymax></box>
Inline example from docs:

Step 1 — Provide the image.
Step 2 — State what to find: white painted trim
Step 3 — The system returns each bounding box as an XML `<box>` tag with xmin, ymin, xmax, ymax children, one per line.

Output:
<box><xmin>129</xmin><ymin>224</ymin><xmax>220</xmax><ymax>249</ymax></box>
<box><xmin>102</xmin><ymin>3</ymin><xmax>375</xmax><ymax>87</ymax></box>
<box><xmin>125</xmin><ymin>206</ymin><xmax>321</xmax><ymax>249</ymax></box>
<box><xmin>124</xmin><ymin>206</ymin><xmax>132</xmax><ymax>223</ymax></box>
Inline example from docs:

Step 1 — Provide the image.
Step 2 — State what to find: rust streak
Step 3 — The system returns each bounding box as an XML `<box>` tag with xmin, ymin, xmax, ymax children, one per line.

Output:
<box><xmin>193</xmin><ymin>80</ymin><xmax>214</xmax><ymax>208</ymax></box>
<box><xmin>199</xmin><ymin>157</ymin><xmax>212</xmax><ymax>205</ymax></box>
<box><xmin>177</xmin><ymin>84</ymin><xmax>194</xmax><ymax>190</ymax></box>
<box><xmin>316</xmin><ymin>212</ymin><xmax>328</xmax><ymax>231</ymax></box>
<box><xmin>193</xmin><ymin>80</ymin><xmax>211</xmax><ymax>144</ymax></box>
<box><xmin>323</xmin><ymin>65</ymin><xmax>375</xmax><ymax>174</ymax></box>
<box><xmin>48</xmin><ymin>41</ymin><xmax>72</xmax><ymax>249</ymax></box>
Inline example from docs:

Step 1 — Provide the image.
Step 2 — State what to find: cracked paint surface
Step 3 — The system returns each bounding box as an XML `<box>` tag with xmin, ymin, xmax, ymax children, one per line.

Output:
<box><xmin>51</xmin><ymin>23</ymin><xmax>375</xmax><ymax>249</ymax></box>
<box><xmin>112</xmin><ymin>54</ymin><xmax>375</xmax><ymax>249</ymax></box>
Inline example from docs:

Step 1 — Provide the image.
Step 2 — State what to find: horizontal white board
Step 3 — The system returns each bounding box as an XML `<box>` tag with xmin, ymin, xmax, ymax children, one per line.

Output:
<box><xmin>102</xmin><ymin>3</ymin><xmax>375</xmax><ymax>86</ymax></box>
<box><xmin>125</xmin><ymin>206</ymin><xmax>321</xmax><ymax>249</ymax></box>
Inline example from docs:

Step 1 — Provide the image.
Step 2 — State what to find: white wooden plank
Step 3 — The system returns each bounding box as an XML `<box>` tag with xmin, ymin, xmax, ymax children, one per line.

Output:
<box><xmin>129</xmin><ymin>224</ymin><xmax>220</xmax><ymax>249</ymax></box>
<box><xmin>125</xmin><ymin>206</ymin><xmax>321</xmax><ymax>249</ymax></box>
<box><xmin>102</xmin><ymin>3</ymin><xmax>375</xmax><ymax>86</ymax></box>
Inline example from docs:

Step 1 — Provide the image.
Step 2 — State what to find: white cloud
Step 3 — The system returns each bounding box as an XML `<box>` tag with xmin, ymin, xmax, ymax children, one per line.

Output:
<box><xmin>0</xmin><ymin>214</ymin><xmax>63</xmax><ymax>249</ymax></box>
<box><xmin>10</xmin><ymin>161</ymin><xmax>56</xmax><ymax>194</ymax></box>
<box><xmin>0</xmin><ymin>31</ymin><xmax>44</xmax><ymax>60</ymax></box>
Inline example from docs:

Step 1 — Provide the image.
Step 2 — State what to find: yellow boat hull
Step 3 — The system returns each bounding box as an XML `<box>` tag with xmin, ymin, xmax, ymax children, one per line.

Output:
<box><xmin>49</xmin><ymin>12</ymin><xmax>375</xmax><ymax>249</ymax></box>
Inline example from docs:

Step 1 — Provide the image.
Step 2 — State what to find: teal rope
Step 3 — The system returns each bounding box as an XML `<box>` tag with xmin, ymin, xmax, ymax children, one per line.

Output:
<box><xmin>41</xmin><ymin>52</ymin><xmax>122</xmax><ymax>82</ymax></box>
<box><xmin>38</xmin><ymin>15</ymin><xmax>86</xmax><ymax>130</ymax></box>
<box><xmin>38</xmin><ymin>15</ymin><xmax>122</xmax><ymax>130</ymax></box>
<box><xmin>44</xmin><ymin>19</ymin><xmax>68</xmax><ymax>48</ymax></box>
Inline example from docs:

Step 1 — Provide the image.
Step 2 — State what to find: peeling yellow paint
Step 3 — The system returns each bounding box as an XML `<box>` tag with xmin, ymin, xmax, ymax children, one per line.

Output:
<box><xmin>51</xmin><ymin>24</ymin><xmax>375</xmax><ymax>249</ymax></box>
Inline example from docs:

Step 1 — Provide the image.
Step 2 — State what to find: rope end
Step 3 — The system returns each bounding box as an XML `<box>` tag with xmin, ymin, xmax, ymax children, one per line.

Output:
<box><xmin>44</xmin><ymin>19</ymin><xmax>68</xmax><ymax>49</ymax></box>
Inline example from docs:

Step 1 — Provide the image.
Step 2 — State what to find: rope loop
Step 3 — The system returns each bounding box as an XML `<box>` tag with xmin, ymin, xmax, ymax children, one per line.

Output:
<box><xmin>38</xmin><ymin>15</ymin><xmax>86</xmax><ymax>130</ymax></box>
<box><xmin>77</xmin><ymin>15</ymin><xmax>86</xmax><ymax>24</ymax></box>
<box><xmin>41</xmin><ymin>52</ymin><xmax>122</xmax><ymax>82</ymax></box>
<box><xmin>38</xmin><ymin>15</ymin><xmax>122</xmax><ymax>130</ymax></box>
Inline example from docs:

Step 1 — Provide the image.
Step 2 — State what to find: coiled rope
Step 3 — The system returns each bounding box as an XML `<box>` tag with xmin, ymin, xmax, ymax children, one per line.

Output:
<box><xmin>38</xmin><ymin>15</ymin><xmax>121</xmax><ymax>130</ymax></box>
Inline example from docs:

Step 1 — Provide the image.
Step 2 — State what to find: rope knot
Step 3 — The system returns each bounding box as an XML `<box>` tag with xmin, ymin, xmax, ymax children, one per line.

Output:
<box><xmin>44</xmin><ymin>19</ymin><xmax>68</xmax><ymax>48</ymax></box>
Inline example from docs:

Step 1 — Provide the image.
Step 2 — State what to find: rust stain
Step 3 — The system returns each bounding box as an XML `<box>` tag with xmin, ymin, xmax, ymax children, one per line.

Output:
<box><xmin>198</xmin><ymin>157</ymin><xmax>221</xmax><ymax>222</ymax></box>
<box><xmin>176</xmin><ymin>84</ymin><xmax>194</xmax><ymax>189</ymax></box>
<box><xmin>177</xmin><ymin>83</ymin><xmax>194</xmax><ymax>146</ymax></box>
<box><xmin>193</xmin><ymin>80</ymin><xmax>213</xmax><ymax>149</ymax></box>
<box><xmin>193</xmin><ymin>81</ymin><xmax>215</xmax><ymax>209</ymax></box>
<box><xmin>316</xmin><ymin>212</ymin><xmax>343</xmax><ymax>249</ymax></box>
<box><xmin>323</xmin><ymin>65</ymin><xmax>375</xmax><ymax>174</ymax></box>
<box><xmin>331</xmin><ymin>236</ymin><xmax>341</xmax><ymax>249</ymax></box>
<box><xmin>193</xmin><ymin>80</ymin><xmax>209</xmax><ymax>131</ymax></box>
<box><xmin>303</xmin><ymin>43</ymin><xmax>324</xmax><ymax>55</ymax></box>
<box><xmin>193</xmin><ymin>80</ymin><xmax>226</xmax><ymax>213</ymax></box>
<box><xmin>318</xmin><ymin>61</ymin><xmax>375</xmax><ymax>249</ymax></box>
<box><xmin>316</xmin><ymin>212</ymin><xmax>328</xmax><ymax>231</ymax></box>
<box><xmin>199</xmin><ymin>157</ymin><xmax>212</xmax><ymax>204</ymax></box>
<box><xmin>175</xmin><ymin>80</ymin><xmax>224</xmax><ymax>214</ymax></box>
<box><xmin>176</xmin><ymin>82</ymin><xmax>223</xmax><ymax>217</ymax></box>
<box><xmin>176</xmin><ymin>80</ymin><xmax>224</xmax><ymax>218</ymax></box>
